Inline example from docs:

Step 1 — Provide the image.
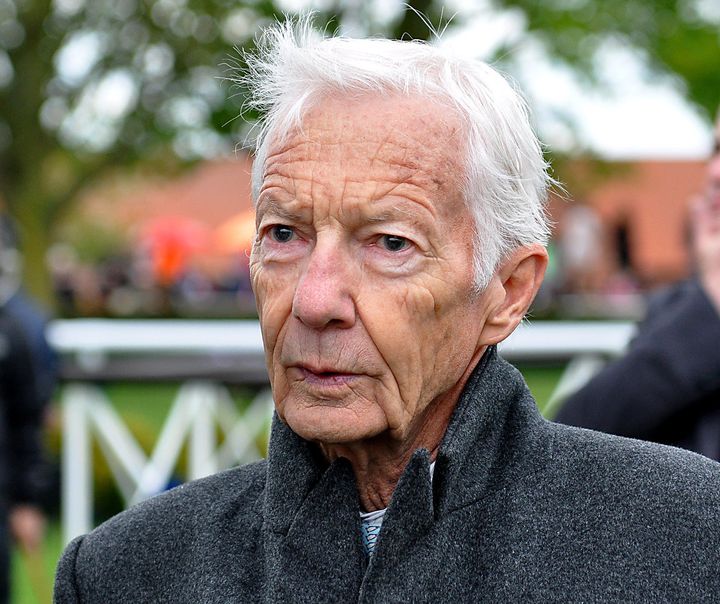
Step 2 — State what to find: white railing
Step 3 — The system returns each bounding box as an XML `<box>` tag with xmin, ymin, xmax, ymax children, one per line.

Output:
<box><xmin>59</xmin><ymin>381</ymin><xmax>273</xmax><ymax>544</ymax></box>
<box><xmin>50</xmin><ymin>319</ymin><xmax>635</xmax><ymax>544</ymax></box>
<box><xmin>48</xmin><ymin>319</ymin><xmax>635</xmax><ymax>361</ymax></box>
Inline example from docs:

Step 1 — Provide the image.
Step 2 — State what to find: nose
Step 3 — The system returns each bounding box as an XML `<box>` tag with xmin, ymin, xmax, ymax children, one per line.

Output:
<box><xmin>292</xmin><ymin>240</ymin><xmax>356</xmax><ymax>330</ymax></box>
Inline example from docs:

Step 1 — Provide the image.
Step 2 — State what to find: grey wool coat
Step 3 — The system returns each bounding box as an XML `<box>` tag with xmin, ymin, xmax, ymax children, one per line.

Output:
<box><xmin>55</xmin><ymin>348</ymin><xmax>720</xmax><ymax>602</ymax></box>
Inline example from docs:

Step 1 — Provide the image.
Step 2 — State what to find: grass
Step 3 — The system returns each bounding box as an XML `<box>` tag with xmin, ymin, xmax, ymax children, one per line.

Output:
<box><xmin>523</xmin><ymin>364</ymin><xmax>566</xmax><ymax>415</ymax></box>
<box><xmin>11</xmin><ymin>364</ymin><xmax>565</xmax><ymax>603</ymax></box>
<box><xmin>11</xmin><ymin>523</ymin><xmax>61</xmax><ymax>604</ymax></box>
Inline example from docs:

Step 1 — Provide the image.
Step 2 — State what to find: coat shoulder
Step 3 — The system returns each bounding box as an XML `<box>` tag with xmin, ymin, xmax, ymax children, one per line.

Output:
<box><xmin>93</xmin><ymin>458</ymin><xmax>268</xmax><ymax>539</ymax></box>
<box><xmin>519</xmin><ymin>422</ymin><xmax>720</xmax><ymax>596</ymax></box>
<box><xmin>544</xmin><ymin>420</ymin><xmax>720</xmax><ymax>516</ymax></box>
<box><xmin>54</xmin><ymin>460</ymin><xmax>268</xmax><ymax>603</ymax></box>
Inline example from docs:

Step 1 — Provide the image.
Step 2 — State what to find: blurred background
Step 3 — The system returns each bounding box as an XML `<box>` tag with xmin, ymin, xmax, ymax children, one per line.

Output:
<box><xmin>1</xmin><ymin>0</ymin><xmax>719</xmax><ymax>601</ymax></box>
<box><xmin>4</xmin><ymin>0</ymin><xmax>719</xmax><ymax>320</ymax></box>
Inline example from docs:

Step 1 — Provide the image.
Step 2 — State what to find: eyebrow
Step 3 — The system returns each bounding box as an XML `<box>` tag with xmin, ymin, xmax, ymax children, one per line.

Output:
<box><xmin>365</xmin><ymin>211</ymin><xmax>397</xmax><ymax>224</ymax></box>
<box><xmin>365</xmin><ymin>198</ymin><xmax>435</xmax><ymax>224</ymax></box>
<box><xmin>256</xmin><ymin>199</ymin><xmax>306</xmax><ymax>223</ymax></box>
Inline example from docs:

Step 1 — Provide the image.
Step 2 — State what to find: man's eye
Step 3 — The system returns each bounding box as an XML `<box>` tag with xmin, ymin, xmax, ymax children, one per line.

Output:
<box><xmin>268</xmin><ymin>225</ymin><xmax>296</xmax><ymax>243</ymax></box>
<box><xmin>378</xmin><ymin>235</ymin><xmax>410</xmax><ymax>252</ymax></box>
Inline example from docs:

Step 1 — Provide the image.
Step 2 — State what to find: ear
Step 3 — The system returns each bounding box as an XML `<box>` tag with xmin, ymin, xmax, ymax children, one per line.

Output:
<box><xmin>479</xmin><ymin>244</ymin><xmax>548</xmax><ymax>346</ymax></box>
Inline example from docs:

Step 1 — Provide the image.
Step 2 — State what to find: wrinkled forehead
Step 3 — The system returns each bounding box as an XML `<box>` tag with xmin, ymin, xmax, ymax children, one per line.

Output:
<box><xmin>254</xmin><ymin>93</ymin><xmax>468</xmax><ymax>200</ymax></box>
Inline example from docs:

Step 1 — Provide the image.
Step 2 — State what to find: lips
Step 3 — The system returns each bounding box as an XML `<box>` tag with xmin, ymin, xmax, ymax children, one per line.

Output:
<box><xmin>289</xmin><ymin>364</ymin><xmax>361</xmax><ymax>387</ymax></box>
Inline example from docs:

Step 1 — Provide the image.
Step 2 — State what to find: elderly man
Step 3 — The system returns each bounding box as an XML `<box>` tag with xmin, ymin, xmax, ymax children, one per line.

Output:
<box><xmin>55</xmin><ymin>20</ymin><xmax>720</xmax><ymax>603</ymax></box>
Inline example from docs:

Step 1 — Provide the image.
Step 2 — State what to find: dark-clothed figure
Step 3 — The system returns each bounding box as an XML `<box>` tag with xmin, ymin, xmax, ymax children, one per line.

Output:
<box><xmin>556</xmin><ymin>131</ymin><xmax>720</xmax><ymax>459</ymax></box>
<box><xmin>55</xmin><ymin>19</ymin><xmax>720</xmax><ymax>602</ymax></box>
<box><xmin>0</xmin><ymin>217</ymin><xmax>56</xmax><ymax>603</ymax></box>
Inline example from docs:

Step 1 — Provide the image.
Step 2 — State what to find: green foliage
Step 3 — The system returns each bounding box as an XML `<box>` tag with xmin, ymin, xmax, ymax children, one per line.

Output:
<box><xmin>57</xmin><ymin>215</ymin><xmax>129</xmax><ymax>263</ymax></box>
<box><xmin>0</xmin><ymin>0</ymin><xmax>455</xmax><ymax>303</ymax></box>
<box><xmin>494</xmin><ymin>0</ymin><xmax>720</xmax><ymax>120</ymax></box>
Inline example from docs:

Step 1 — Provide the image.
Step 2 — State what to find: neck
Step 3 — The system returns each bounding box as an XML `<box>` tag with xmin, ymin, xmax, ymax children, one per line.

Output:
<box><xmin>318</xmin><ymin>348</ymin><xmax>485</xmax><ymax>511</ymax></box>
<box><xmin>318</xmin><ymin>425</ymin><xmax>444</xmax><ymax>511</ymax></box>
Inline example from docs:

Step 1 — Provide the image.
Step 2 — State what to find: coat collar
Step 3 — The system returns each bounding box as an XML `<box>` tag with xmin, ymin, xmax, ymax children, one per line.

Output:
<box><xmin>432</xmin><ymin>346</ymin><xmax>543</xmax><ymax>515</ymax></box>
<box><xmin>261</xmin><ymin>346</ymin><xmax>541</xmax><ymax>592</ymax></box>
<box><xmin>263</xmin><ymin>421</ymin><xmax>367</xmax><ymax>599</ymax></box>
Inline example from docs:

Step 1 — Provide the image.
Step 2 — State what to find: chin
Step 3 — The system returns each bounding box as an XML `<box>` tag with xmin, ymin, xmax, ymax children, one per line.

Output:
<box><xmin>281</xmin><ymin>400</ymin><xmax>387</xmax><ymax>446</ymax></box>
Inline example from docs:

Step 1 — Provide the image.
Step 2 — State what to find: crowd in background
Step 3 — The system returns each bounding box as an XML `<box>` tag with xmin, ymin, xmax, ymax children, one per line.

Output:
<box><xmin>46</xmin><ymin>240</ymin><xmax>256</xmax><ymax>319</ymax></box>
<box><xmin>44</xmin><ymin>201</ymin><xmax>651</xmax><ymax>321</ymax></box>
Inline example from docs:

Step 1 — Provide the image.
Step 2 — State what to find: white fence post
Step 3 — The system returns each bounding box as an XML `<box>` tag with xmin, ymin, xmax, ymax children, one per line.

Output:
<box><xmin>62</xmin><ymin>385</ymin><xmax>94</xmax><ymax>545</ymax></box>
<box><xmin>61</xmin><ymin>381</ymin><xmax>273</xmax><ymax>545</ymax></box>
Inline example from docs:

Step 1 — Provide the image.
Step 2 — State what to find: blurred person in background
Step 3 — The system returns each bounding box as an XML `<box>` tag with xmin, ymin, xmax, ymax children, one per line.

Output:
<box><xmin>0</xmin><ymin>215</ymin><xmax>57</xmax><ymax>603</ymax></box>
<box><xmin>555</xmin><ymin>113</ymin><xmax>720</xmax><ymax>460</ymax></box>
<box><xmin>556</xmin><ymin>201</ymin><xmax>604</xmax><ymax>294</ymax></box>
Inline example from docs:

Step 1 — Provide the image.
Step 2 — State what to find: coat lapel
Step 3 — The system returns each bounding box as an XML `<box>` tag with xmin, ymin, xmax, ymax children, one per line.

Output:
<box><xmin>432</xmin><ymin>346</ymin><xmax>540</xmax><ymax>515</ymax></box>
<box><xmin>262</xmin><ymin>417</ymin><xmax>365</xmax><ymax>602</ymax></box>
<box><xmin>359</xmin><ymin>449</ymin><xmax>434</xmax><ymax>597</ymax></box>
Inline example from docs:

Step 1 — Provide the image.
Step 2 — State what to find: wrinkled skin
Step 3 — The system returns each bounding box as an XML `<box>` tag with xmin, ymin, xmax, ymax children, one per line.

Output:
<box><xmin>250</xmin><ymin>94</ymin><xmax>546</xmax><ymax>508</ymax></box>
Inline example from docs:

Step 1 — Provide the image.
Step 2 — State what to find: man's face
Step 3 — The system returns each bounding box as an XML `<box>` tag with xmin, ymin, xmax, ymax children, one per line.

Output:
<box><xmin>250</xmin><ymin>95</ymin><xmax>498</xmax><ymax>447</ymax></box>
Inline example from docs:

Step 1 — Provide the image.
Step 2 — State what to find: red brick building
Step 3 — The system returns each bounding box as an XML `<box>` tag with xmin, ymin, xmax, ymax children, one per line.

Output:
<box><xmin>551</xmin><ymin>159</ymin><xmax>707</xmax><ymax>291</ymax></box>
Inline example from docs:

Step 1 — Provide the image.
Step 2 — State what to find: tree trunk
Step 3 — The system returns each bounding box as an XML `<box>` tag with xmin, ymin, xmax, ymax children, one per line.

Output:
<box><xmin>13</xmin><ymin>187</ymin><xmax>55</xmax><ymax>311</ymax></box>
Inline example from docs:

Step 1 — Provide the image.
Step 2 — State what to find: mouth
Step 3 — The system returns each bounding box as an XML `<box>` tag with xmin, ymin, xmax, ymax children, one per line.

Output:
<box><xmin>289</xmin><ymin>364</ymin><xmax>361</xmax><ymax>387</ymax></box>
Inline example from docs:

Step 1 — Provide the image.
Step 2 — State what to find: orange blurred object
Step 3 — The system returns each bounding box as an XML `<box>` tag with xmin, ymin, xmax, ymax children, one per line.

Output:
<box><xmin>140</xmin><ymin>215</ymin><xmax>210</xmax><ymax>286</ymax></box>
<box><xmin>214</xmin><ymin>209</ymin><xmax>257</xmax><ymax>254</ymax></box>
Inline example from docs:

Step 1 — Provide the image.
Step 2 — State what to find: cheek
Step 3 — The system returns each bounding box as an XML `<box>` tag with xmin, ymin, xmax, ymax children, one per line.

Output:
<box><xmin>359</xmin><ymin>279</ymin><xmax>448</xmax><ymax>387</ymax></box>
<box><xmin>361</xmin><ymin>268</ymin><xmax>482</xmax><ymax>397</ymax></box>
<box><xmin>250</xmin><ymin>261</ymin><xmax>295</xmax><ymax>367</ymax></box>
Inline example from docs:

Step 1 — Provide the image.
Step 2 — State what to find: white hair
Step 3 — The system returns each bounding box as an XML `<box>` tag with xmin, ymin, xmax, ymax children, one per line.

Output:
<box><xmin>239</xmin><ymin>15</ymin><xmax>551</xmax><ymax>290</ymax></box>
